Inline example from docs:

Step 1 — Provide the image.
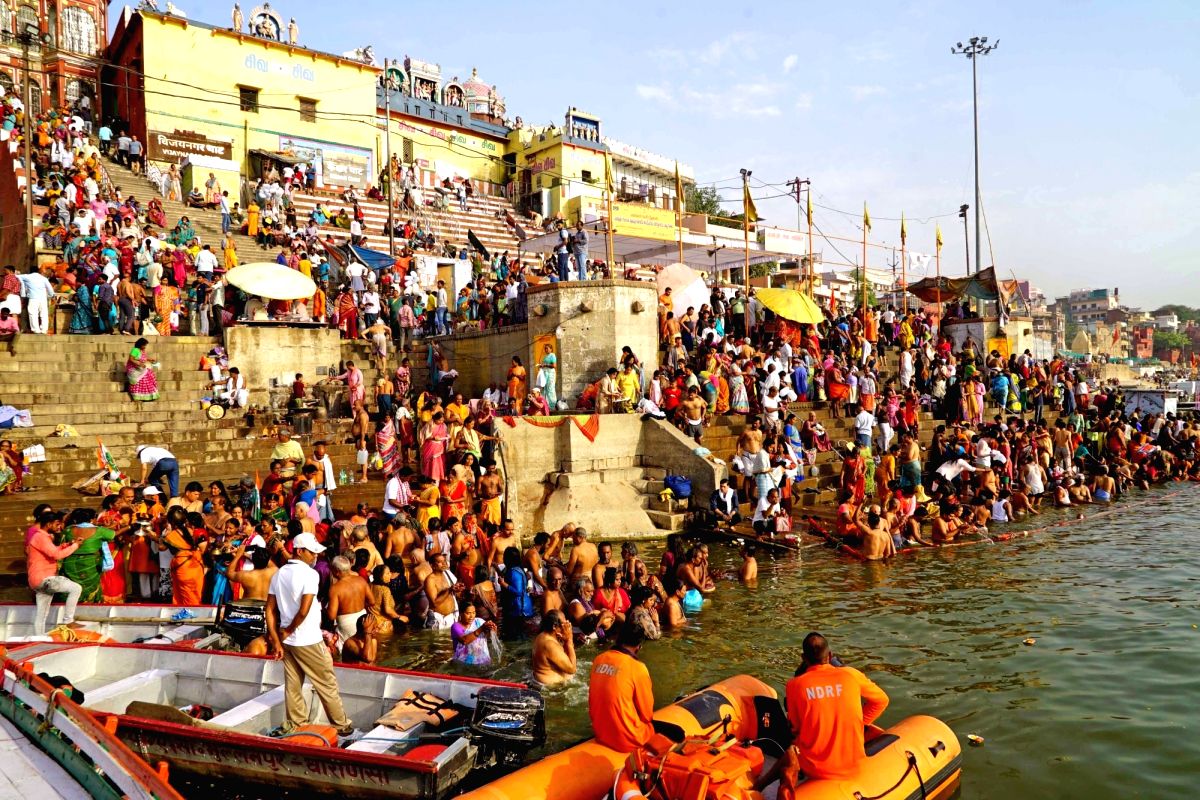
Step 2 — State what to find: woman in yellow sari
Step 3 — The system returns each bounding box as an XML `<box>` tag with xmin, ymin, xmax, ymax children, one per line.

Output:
<box><xmin>222</xmin><ymin>233</ymin><xmax>238</xmax><ymax>271</ymax></box>
<box><xmin>898</xmin><ymin>315</ymin><xmax>915</xmax><ymax>350</ymax></box>
<box><xmin>246</xmin><ymin>202</ymin><xmax>261</xmax><ymax>237</ymax></box>
<box><xmin>154</xmin><ymin>274</ymin><xmax>182</xmax><ymax>337</ymax></box>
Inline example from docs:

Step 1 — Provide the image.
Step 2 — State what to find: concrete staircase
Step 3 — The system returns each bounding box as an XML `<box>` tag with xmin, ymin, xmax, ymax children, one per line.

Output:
<box><xmin>101</xmin><ymin>159</ymin><xmax>261</xmax><ymax>261</ymax></box>
<box><xmin>544</xmin><ymin>460</ymin><xmax>684</xmax><ymax>533</ymax></box>
<box><xmin>0</xmin><ymin>335</ymin><xmax>375</xmax><ymax>579</ymax></box>
<box><xmin>288</xmin><ymin>189</ymin><xmax>522</xmax><ymax>259</ymax></box>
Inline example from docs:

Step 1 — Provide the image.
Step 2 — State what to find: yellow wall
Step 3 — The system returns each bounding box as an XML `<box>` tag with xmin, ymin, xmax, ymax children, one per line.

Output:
<box><xmin>140</xmin><ymin>14</ymin><xmax>379</xmax><ymax>183</ymax></box>
<box><xmin>385</xmin><ymin>114</ymin><xmax>508</xmax><ymax>186</ymax></box>
<box><xmin>515</xmin><ymin>133</ymin><xmax>607</xmax><ymax>219</ymax></box>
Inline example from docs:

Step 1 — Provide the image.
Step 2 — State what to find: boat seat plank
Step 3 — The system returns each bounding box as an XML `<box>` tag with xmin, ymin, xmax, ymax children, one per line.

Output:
<box><xmin>85</xmin><ymin>668</ymin><xmax>176</xmax><ymax>714</ymax></box>
<box><xmin>346</xmin><ymin>722</ymin><xmax>424</xmax><ymax>754</ymax></box>
<box><xmin>207</xmin><ymin>685</ymin><xmax>286</xmax><ymax>731</ymax></box>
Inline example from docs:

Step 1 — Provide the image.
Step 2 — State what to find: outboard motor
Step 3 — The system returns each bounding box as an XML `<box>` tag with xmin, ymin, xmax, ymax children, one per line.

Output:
<box><xmin>216</xmin><ymin>599</ymin><xmax>266</xmax><ymax>648</ymax></box>
<box><xmin>468</xmin><ymin>686</ymin><xmax>546</xmax><ymax>766</ymax></box>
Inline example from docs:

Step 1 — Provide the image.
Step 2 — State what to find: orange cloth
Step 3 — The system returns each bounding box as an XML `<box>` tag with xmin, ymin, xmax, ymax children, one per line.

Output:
<box><xmin>785</xmin><ymin>664</ymin><xmax>889</xmax><ymax>780</ymax></box>
<box><xmin>589</xmin><ymin>649</ymin><xmax>655</xmax><ymax>753</ymax></box>
<box><xmin>170</xmin><ymin>549</ymin><xmax>206</xmax><ymax>605</ymax></box>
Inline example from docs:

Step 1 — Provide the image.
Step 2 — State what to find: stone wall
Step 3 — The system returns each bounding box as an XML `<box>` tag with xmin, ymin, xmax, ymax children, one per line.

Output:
<box><xmin>496</xmin><ymin>414</ymin><xmax>723</xmax><ymax>539</ymax></box>
<box><xmin>430</xmin><ymin>324</ymin><xmax>528</xmax><ymax>399</ymax></box>
<box><xmin>526</xmin><ymin>280</ymin><xmax>658</xmax><ymax>407</ymax></box>
<box><xmin>224</xmin><ymin>326</ymin><xmax>344</xmax><ymax>406</ymax></box>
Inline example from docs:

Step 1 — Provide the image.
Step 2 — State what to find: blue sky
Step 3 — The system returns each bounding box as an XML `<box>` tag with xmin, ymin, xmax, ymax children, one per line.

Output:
<box><xmin>122</xmin><ymin>0</ymin><xmax>1198</xmax><ymax>308</ymax></box>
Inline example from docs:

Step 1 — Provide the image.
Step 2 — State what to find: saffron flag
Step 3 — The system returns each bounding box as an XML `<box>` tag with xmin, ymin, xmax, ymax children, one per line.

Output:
<box><xmin>743</xmin><ymin>183</ymin><xmax>759</xmax><ymax>224</ymax></box>
<box><xmin>253</xmin><ymin>469</ymin><xmax>262</xmax><ymax>523</ymax></box>
<box><xmin>1111</xmin><ymin>323</ymin><xmax>1121</xmax><ymax>346</ymax></box>
<box><xmin>829</xmin><ymin>290</ymin><xmax>838</xmax><ymax>316</ymax></box>
<box><xmin>96</xmin><ymin>437</ymin><xmax>118</xmax><ymax>474</ymax></box>
<box><xmin>936</xmin><ymin>223</ymin><xmax>943</xmax><ymax>250</ymax></box>
<box><xmin>604</xmin><ymin>153</ymin><xmax>614</xmax><ymax>195</ymax></box>
<box><xmin>900</xmin><ymin>212</ymin><xmax>907</xmax><ymax>245</ymax></box>
<box><xmin>806</xmin><ymin>191</ymin><xmax>813</xmax><ymax>227</ymax></box>
<box><xmin>862</xmin><ymin>202</ymin><xmax>871</xmax><ymax>232</ymax></box>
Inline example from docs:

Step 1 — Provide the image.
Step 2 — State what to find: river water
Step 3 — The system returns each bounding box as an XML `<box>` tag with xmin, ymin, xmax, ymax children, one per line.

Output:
<box><xmin>382</xmin><ymin>484</ymin><xmax>1200</xmax><ymax>799</ymax></box>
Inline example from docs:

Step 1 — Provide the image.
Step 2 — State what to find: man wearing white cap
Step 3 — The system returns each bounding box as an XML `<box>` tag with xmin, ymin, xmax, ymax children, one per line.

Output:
<box><xmin>266</xmin><ymin>532</ymin><xmax>353</xmax><ymax>737</ymax></box>
<box><xmin>136</xmin><ymin>445</ymin><xmax>179</xmax><ymax>498</ymax></box>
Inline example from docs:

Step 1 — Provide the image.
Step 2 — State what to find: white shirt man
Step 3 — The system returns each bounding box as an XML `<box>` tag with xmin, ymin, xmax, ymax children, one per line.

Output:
<box><xmin>19</xmin><ymin>269</ymin><xmax>54</xmax><ymax>335</ymax></box>
<box><xmin>853</xmin><ymin>409</ymin><xmax>876</xmax><ymax>445</ymax></box>
<box><xmin>266</xmin><ymin>533</ymin><xmax>353</xmax><ymax>736</ymax></box>
<box><xmin>350</xmin><ymin>219</ymin><xmax>363</xmax><ymax>240</ymax></box>
<box><xmin>382</xmin><ymin>473</ymin><xmax>411</xmax><ymax>517</ymax></box>
<box><xmin>194</xmin><ymin>246</ymin><xmax>218</xmax><ymax>275</ymax></box>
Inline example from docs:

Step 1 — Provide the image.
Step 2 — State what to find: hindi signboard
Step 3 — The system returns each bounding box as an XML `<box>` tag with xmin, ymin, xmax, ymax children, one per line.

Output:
<box><xmin>148</xmin><ymin>130</ymin><xmax>234</xmax><ymax>162</ymax></box>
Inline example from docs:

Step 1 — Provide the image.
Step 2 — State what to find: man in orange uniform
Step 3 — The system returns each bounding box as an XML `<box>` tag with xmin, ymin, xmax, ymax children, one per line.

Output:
<box><xmin>785</xmin><ymin>632</ymin><xmax>889</xmax><ymax>780</ymax></box>
<box><xmin>588</xmin><ymin>624</ymin><xmax>654</xmax><ymax>752</ymax></box>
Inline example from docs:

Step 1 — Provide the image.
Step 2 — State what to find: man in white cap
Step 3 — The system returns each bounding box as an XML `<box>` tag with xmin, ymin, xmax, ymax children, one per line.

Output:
<box><xmin>266</xmin><ymin>532</ymin><xmax>354</xmax><ymax>738</ymax></box>
<box><xmin>135</xmin><ymin>445</ymin><xmax>179</xmax><ymax>498</ymax></box>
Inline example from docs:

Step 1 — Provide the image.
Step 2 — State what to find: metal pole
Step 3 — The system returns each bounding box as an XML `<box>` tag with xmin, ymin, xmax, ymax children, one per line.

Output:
<box><xmin>741</xmin><ymin>171</ymin><xmax>751</xmax><ymax>334</ymax></box>
<box><xmin>22</xmin><ymin>39</ymin><xmax>35</xmax><ymax>241</ymax></box>
<box><xmin>383</xmin><ymin>59</ymin><xmax>395</xmax><ymax>258</ymax></box>
<box><xmin>961</xmin><ymin>206</ymin><xmax>970</xmax><ymax>274</ymax></box>
<box><xmin>972</xmin><ymin>52</ymin><xmax>981</xmax><ymax>276</ymax></box>
<box><xmin>806</xmin><ymin>183</ymin><xmax>814</xmax><ymax>296</ymax></box>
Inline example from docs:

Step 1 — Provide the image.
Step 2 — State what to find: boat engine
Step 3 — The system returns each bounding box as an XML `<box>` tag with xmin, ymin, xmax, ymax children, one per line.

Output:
<box><xmin>216</xmin><ymin>599</ymin><xmax>266</xmax><ymax>648</ymax></box>
<box><xmin>468</xmin><ymin>686</ymin><xmax>546</xmax><ymax>766</ymax></box>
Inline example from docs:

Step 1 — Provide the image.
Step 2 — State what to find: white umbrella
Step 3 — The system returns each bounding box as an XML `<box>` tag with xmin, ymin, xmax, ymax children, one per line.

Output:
<box><xmin>226</xmin><ymin>262</ymin><xmax>317</xmax><ymax>301</ymax></box>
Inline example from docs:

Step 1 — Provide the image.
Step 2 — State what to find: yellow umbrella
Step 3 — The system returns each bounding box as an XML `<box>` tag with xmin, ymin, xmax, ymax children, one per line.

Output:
<box><xmin>225</xmin><ymin>262</ymin><xmax>317</xmax><ymax>301</ymax></box>
<box><xmin>754</xmin><ymin>287</ymin><xmax>824</xmax><ymax>325</ymax></box>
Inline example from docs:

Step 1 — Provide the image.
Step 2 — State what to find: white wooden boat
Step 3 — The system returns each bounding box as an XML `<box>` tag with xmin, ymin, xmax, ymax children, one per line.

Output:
<box><xmin>11</xmin><ymin>642</ymin><xmax>545</xmax><ymax>799</ymax></box>
<box><xmin>0</xmin><ymin>652</ymin><xmax>182</xmax><ymax>799</ymax></box>
<box><xmin>0</xmin><ymin>603</ymin><xmax>217</xmax><ymax>647</ymax></box>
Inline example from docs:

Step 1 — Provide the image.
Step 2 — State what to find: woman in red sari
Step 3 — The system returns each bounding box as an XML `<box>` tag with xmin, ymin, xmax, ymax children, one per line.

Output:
<box><xmin>336</xmin><ymin>289</ymin><xmax>358</xmax><ymax>339</ymax></box>
<box><xmin>0</xmin><ymin>440</ymin><xmax>25</xmax><ymax>494</ymax></box>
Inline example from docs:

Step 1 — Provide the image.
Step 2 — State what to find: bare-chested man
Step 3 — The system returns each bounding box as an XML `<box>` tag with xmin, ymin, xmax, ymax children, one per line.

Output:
<box><xmin>423</xmin><ymin>552</ymin><xmax>461</xmax><ymax>629</ymax></box>
<box><xmin>531</xmin><ymin>610</ymin><xmax>577</xmax><ymax>686</ymax></box>
<box><xmin>591</xmin><ymin>541</ymin><xmax>614</xmax><ymax>590</ymax></box>
<box><xmin>524</xmin><ymin>531</ymin><xmax>551</xmax><ymax>592</ymax></box>
<box><xmin>564</xmin><ymin>527</ymin><xmax>598</xmax><ymax>586</ymax></box>
<box><xmin>350</xmin><ymin>401</ymin><xmax>372</xmax><ymax>482</ymax></box>
<box><xmin>451</xmin><ymin>517</ymin><xmax>485</xmax><ymax>587</ymax></box>
<box><xmin>854</xmin><ymin>504</ymin><xmax>896</xmax><ymax>561</ymax></box>
<box><xmin>475</xmin><ymin>462</ymin><xmax>505</xmax><ymax>533</ymax></box>
<box><xmin>229</xmin><ymin>543</ymin><xmax>277</xmax><ymax>600</ymax></box>
<box><xmin>539</xmin><ymin>566</ymin><xmax>566</xmax><ymax>616</ymax></box>
<box><xmin>546</xmin><ymin>523</ymin><xmax>572</xmax><ymax>564</ymax></box>
<box><xmin>488</xmin><ymin>518</ymin><xmax>519</xmax><ymax>568</ymax></box>
<box><xmin>326</xmin><ymin>556</ymin><xmax>375</xmax><ymax>647</ymax></box>
<box><xmin>383</xmin><ymin>515</ymin><xmax>419</xmax><ymax>563</ymax></box>
<box><xmin>679</xmin><ymin>386</ymin><xmax>708</xmax><ymax>443</ymax></box>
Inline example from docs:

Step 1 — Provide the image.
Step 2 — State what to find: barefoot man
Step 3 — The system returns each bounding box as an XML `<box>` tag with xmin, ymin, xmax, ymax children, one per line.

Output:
<box><xmin>476</xmin><ymin>461</ymin><xmax>504</xmax><ymax>533</ymax></box>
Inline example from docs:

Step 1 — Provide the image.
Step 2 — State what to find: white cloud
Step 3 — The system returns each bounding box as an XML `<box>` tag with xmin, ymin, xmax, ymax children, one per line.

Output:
<box><xmin>782</xmin><ymin>54</ymin><xmax>798</xmax><ymax>74</ymax></box>
<box><xmin>850</xmin><ymin>85</ymin><xmax>886</xmax><ymax>101</ymax></box>
<box><xmin>794</xmin><ymin>93</ymin><xmax>814</xmax><ymax>111</ymax></box>
<box><xmin>650</xmin><ymin>32</ymin><xmax>755</xmax><ymax>70</ymax></box>
<box><xmin>636</xmin><ymin>84</ymin><xmax>675</xmax><ymax>106</ymax></box>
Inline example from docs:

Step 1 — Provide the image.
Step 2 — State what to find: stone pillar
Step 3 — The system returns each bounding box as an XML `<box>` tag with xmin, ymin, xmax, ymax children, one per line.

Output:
<box><xmin>525</xmin><ymin>279</ymin><xmax>658</xmax><ymax>408</ymax></box>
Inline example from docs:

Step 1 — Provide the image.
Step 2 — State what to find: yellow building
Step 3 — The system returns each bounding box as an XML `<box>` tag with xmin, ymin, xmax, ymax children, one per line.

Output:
<box><xmin>510</xmin><ymin>108</ymin><xmax>609</xmax><ymax>221</ymax></box>
<box><xmin>104</xmin><ymin>8</ymin><xmax>379</xmax><ymax>187</ymax></box>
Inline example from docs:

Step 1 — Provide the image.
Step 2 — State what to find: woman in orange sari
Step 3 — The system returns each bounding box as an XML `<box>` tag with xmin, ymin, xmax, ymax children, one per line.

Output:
<box><xmin>222</xmin><ymin>233</ymin><xmax>238</xmax><ymax>271</ymax></box>
<box><xmin>163</xmin><ymin>528</ymin><xmax>206</xmax><ymax>606</ymax></box>
<box><xmin>440</xmin><ymin>464</ymin><xmax>471</xmax><ymax>521</ymax></box>
<box><xmin>714</xmin><ymin>370</ymin><xmax>731</xmax><ymax>415</ymax></box>
<box><xmin>154</xmin><ymin>273</ymin><xmax>182</xmax><ymax>337</ymax></box>
<box><xmin>311</xmin><ymin>284</ymin><xmax>327</xmax><ymax>322</ymax></box>
<box><xmin>506</xmin><ymin>356</ymin><xmax>527</xmax><ymax>407</ymax></box>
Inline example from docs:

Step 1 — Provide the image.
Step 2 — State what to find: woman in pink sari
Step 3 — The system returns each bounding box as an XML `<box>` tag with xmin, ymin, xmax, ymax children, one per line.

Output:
<box><xmin>420</xmin><ymin>411</ymin><xmax>449</xmax><ymax>482</ymax></box>
<box><xmin>171</xmin><ymin>246</ymin><xmax>189</xmax><ymax>288</ymax></box>
<box><xmin>376</xmin><ymin>417</ymin><xmax>398</xmax><ymax>476</ymax></box>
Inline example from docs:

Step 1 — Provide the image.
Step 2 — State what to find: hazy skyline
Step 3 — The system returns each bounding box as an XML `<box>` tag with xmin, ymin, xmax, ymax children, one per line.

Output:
<box><xmin>119</xmin><ymin>0</ymin><xmax>1198</xmax><ymax>308</ymax></box>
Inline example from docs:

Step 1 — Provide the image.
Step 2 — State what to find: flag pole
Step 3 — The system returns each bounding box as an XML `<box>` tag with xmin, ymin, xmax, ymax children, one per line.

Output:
<box><xmin>741</xmin><ymin>170</ymin><xmax>753</xmax><ymax>334</ymax></box>
<box><xmin>935</xmin><ymin>224</ymin><xmax>943</xmax><ymax>337</ymax></box>
<box><xmin>861</xmin><ymin>202</ymin><xmax>869</xmax><ymax>315</ymax></box>
<box><xmin>900</xmin><ymin>213</ymin><xmax>908</xmax><ymax>315</ymax></box>
<box><xmin>605</xmin><ymin>153</ymin><xmax>615</xmax><ymax>271</ymax></box>
<box><xmin>806</xmin><ymin>182</ymin><xmax>814</xmax><ymax>297</ymax></box>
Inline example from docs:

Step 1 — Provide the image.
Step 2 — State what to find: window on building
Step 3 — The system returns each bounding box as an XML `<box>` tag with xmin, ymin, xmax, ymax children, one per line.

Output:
<box><xmin>65</xmin><ymin>77</ymin><xmax>90</xmax><ymax>107</ymax></box>
<box><xmin>0</xmin><ymin>72</ymin><xmax>12</xmax><ymax>94</ymax></box>
<box><xmin>581</xmin><ymin>169</ymin><xmax>593</xmax><ymax>183</ymax></box>
<box><xmin>15</xmin><ymin>4</ymin><xmax>36</xmax><ymax>37</ymax></box>
<box><xmin>298</xmin><ymin>97</ymin><xmax>316</xmax><ymax>122</ymax></box>
<box><xmin>1</xmin><ymin>3</ymin><xmax>12</xmax><ymax>34</ymax></box>
<box><xmin>61</xmin><ymin>7</ymin><xmax>96</xmax><ymax>55</ymax></box>
<box><xmin>402</xmin><ymin>137</ymin><xmax>413</xmax><ymax>163</ymax></box>
<box><xmin>239</xmin><ymin>86</ymin><xmax>259</xmax><ymax>113</ymax></box>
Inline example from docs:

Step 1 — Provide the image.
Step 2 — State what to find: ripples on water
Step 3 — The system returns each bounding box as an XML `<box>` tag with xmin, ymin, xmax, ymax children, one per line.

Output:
<box><xmin>377</xmin><ymin>485</ymin><xmax>1200</xmax><ymax>799</ymax></box>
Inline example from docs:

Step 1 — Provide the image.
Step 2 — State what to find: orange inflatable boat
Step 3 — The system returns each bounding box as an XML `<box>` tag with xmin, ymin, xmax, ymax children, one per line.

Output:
<box><xmin>463</xmin><ymin>675</ymin><xmax>961</xmax><ymax>800</ymax></box>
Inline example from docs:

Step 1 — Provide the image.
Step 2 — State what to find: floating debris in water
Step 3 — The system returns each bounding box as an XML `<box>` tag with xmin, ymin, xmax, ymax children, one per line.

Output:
<box><xmin>1023</xmin><ymin>638</ymin><xmax>1037</xmax><ymax>646</ymax></box>
<box><xmin>967</xmin><ymin>734</ymin><xmax>985</xmax><ymax>746</ymax></box>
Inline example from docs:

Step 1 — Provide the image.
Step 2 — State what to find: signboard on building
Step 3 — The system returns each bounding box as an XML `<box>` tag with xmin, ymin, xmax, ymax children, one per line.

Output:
<box><xmin>611</xmin><ymin>202</ymin><xmax>676</xmax><ymax>242</ymax></box>
<box><xmin>758</xmin><ymin>226</ymin><xmax>808</xmax><ymax>257</ymax></box>
<box><xmin>148</xmin><ymin>130</ymin><xmax>234</xmax><ymax>162</ymax></box>
<box><xmin>278</xmin><ymin>136</ymin><xmax>373</xmax><ymax>189</ymax></box>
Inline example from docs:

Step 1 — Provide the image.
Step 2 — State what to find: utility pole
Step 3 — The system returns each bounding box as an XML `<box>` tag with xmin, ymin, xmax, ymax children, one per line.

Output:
<box><xmin>17</xmin><ymin>24</ymin><xmax>48</xmax><ymax>245</ymax></box>
<box><xmin>951</xmin><ymin>35</ymin><xmax>998</xmax><ymax>277</ymax></box>
<box><xmin>786</xmin><ymin>176</ymin><xmax>810</xmax><ymax>292</ymax></box>
<box><xmin>382</xmin><ymin>59</ymin><xmax>395</xmax><ymax>257</ymax></box>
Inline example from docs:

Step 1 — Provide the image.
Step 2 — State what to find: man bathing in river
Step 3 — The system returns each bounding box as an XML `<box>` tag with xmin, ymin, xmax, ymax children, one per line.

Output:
<box><xmin>531</xmin><ymin>609</ymin><xmax>577</xmax><ymax>685</ymax></box>
<box><xmin>326</xmin><ymin>555</ymin><xmax>376</xmax><ymax>649</ymax></box>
